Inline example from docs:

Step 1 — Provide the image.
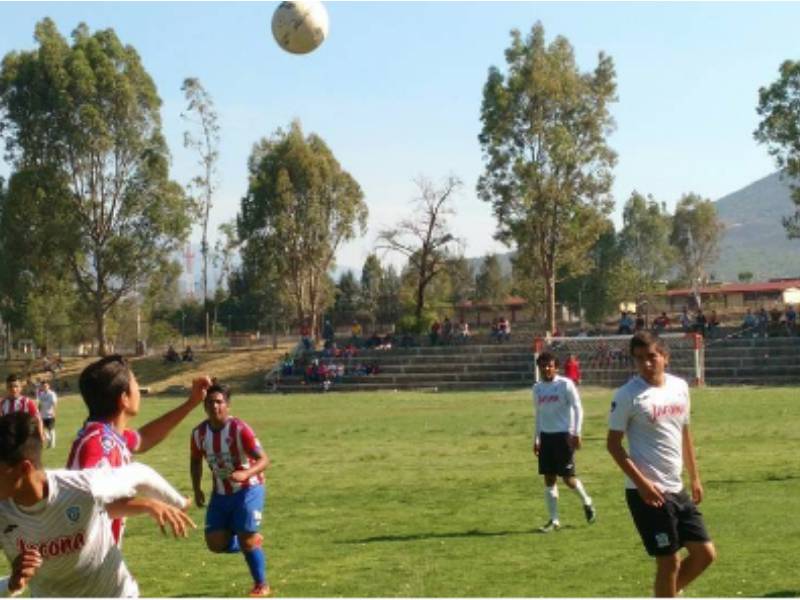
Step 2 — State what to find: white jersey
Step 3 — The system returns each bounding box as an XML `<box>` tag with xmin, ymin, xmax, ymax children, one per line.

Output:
<box><xmin>0</xmin><ymin>463</ymin><xmax>186</xmax><ymax>598</ymax></box>
<box><xmin>37</xmin><ymin>390</ymin><xmax>57</xmax><ymax>419</ymax></box>
<box><xmin>533</xmin><ymin>375</ymin><xmax>583</xmax><ymax>440</ymax></box>
<box><xmin>608</xmin><ymin>373</ymin><xmax>690</xmax><ymax>493</ymax></box>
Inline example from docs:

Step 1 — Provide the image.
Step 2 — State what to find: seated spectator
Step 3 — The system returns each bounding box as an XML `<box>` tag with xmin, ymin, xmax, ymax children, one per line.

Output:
<box><xmin>707</xmin><ymin>310</ymin><xmax>721</xmax><ymax>338</ymax></box>
<box><xmin>181</xmin><ymin>345</ymin><xmax>194</xmax><ymax>362</ymax></box>
<box><xmin>429</xmin><ymin>319</ymin><xmax>442</xmax><ymax>346</ymax></box>
<box><xmin>563</xmin><ymin>354</ymin><xmax>581</xmax><ymax>385</ymax></box>
<box><xmin>281</xmin><ymin>353</ymin><xmax>294</xmax><ymax>376</ymax></box>
<box><xmin>769</xmin><ymin>305</ymin><xmax>782</xmax><ymax>324</ymax></box>
<box><xmin>300</xmin><ymin>322</ymin><xmax>313</xmax><ymax>351</ymax></box>
<box><xmin>634</xmin><ymin>314</ymin><xmax>645</xmax><ymax>332</ymax></box>
<box><xmin>322</xmin><ymin>319</ymin><xmax>335</xmax><ymax>345</ymax></box>
<box><xmin>757</xmin><ymin>307</ymin><xmax>769</xmax><ymax>337</ymax></box>
<box><xmin>442</xmin><ymin>317</ymin><xmax>453</xmax><ymax>345</ymax></box>
<box><xmin>497</xmin><ymin>316</ymin><xmax>511</xmax><ymax>342</ymax></box>
<box><xmin>366</xmin><ymin>332</ymin><xmax>382</xmax><ymax>349</ymax></box>
<box><xmin>379</xmin><ymin>333</ymin><xmax>395</xmax><ymax>350</ymax></box>
<box><xmin>458</xmin><ymin>319</ymin><xmax>471</xmax><ymax>342</ymax></box>
<box><xmin>679</xmin><ymin>307</ymin><xmax>691</xmax><ymax>332</ymax></box>
<box><xmin>350</xmin><ymin>320</ymin><xmax>363</xmax><ymax>346</ymax></box>
<box><xmin>653</xmin><ymin>312</ymin><xmax>671</xmax><ymax>334</ymax></box>
<box><xmin>322</xmin><ymin>342</ymin><xmax>338</xmax><ymax>358</ymax></box>
<box><xmin>617</xmin><ymin>312</ymin><xmax>634</xmax><ymax>335</ymax></box>
<box><xmin>489</xmin><ymin>318</ymin><xmax>500</xmax><ymax>342</ymax></box>
<box><xmin>741</xmin><ymin>309</ymin><xmax>757</xmax><ymax>332</ymax></box>
<box><xmin>785</xmin><ymin>305</ymin><xmax>797</xmax><ymax>336</ymax></box>
<box><xmin>694</xmin><ymin>309</ymin><xmax>707</xmax><ymax>337</ymax></box>
<box><xmin>163</xmin><ymin>344</ymin><xmax>180</xmax><ymax>363</ymax></box>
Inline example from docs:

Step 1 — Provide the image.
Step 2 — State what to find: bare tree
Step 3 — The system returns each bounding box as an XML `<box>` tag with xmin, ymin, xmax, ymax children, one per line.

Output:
<box><xmin>377</xmin><ymin>175</ymin><xmax>463</xmax><ymax>319</ymax></box>
<box><xmin>181</xmin><ymin>77</ymin><xmax>220</xmax><ymax>347</ymax></box>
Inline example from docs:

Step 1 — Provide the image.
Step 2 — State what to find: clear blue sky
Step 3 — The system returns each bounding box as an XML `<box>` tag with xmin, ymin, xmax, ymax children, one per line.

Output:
<box><xmin>1</xmin><ymin>1</ymin><xmax>799</xmax><ymax>274</ymax></box>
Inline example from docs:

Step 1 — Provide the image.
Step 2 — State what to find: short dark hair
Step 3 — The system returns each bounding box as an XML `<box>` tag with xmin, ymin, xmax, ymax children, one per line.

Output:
<box><xmin>0</xmin><ymin>413</ymin><xmax>42</xmax><ymax>468</ymax></box>
<box><xmin>5</xmin><ymin>373</ymin><xmax>21</xmax><ymax>385</ymax></box>
<box><xmin>206</xmin><ymin>382</ymin><xmax>231</xmax><ymax>403</ymax></box>
<box><xmin>629</xmin><ymin>331</ymin><xmax>669</xmax><ymax>356</ymax></box>
<box><xmin>536</xmin><ymin>351</ymin><xmax>559</xmax><ymax>368</ymax></box>
<box><xmin>78</xmin><ymin>355</ymin><xmax>133</xmax><ymax>420</ymax></box>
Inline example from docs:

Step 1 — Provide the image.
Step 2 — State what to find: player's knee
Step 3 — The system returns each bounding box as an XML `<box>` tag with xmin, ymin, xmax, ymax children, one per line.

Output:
<box><xmin>239</xmin><ymin>532</ymin><xmax>263</xmax><ymax>552</ymax></box>
<box><xmin>656</xmin><ymin>553</ymin><xmax>680</xmax><ymax>574</ymax></box>
<box><xmin>205</xmin><ymin>534</ymin><xmax>229</xmax><ymax>553</ymax></box>
<box><xmin>695</xmin><ymin>542</ymin><xmax>717</xmax><ymax>567</ymax></box>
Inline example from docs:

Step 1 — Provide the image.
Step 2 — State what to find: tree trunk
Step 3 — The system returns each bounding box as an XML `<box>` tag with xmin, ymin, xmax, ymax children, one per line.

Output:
<box><xmin>545</xmin><ymin>270</ymin><xmax>556</xmax><ymax>336</ymax></box>
<box><xmin>94</xmin><ymin>297</ymin><xmax>107</xmax><ymax>357</ymax></box>
<box><xmin>202</xmin><ymin>237</ymin><xmax>210</xmax><ymax>347</ymax></box>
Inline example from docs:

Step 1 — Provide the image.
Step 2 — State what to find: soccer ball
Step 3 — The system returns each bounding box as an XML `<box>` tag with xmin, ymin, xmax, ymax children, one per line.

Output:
<box><xmin>271</xmin><ymin>0</ymin><xmax>329</xmax><ymax>55</ymax></box>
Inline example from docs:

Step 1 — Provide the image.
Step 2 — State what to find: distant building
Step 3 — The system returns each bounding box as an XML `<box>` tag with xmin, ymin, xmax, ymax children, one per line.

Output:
<box><xmin>659</xmin><ymin>279</ymin><xmax>800</xmax><ymax>311</ymax></box>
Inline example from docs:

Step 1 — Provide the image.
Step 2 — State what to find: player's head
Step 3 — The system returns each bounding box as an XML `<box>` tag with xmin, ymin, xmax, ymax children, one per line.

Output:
<box><xmin>536</xmin><ymin>351</ymin><xmax>558</xmax><ymax>381</ymax></box>
<box><xmin>5</xmin><ymin>373</ymin><xmax>22</xmax><ymax>398</ymax></box>
<box><xmin>204</xmin><ymin>382</ymin><xmax>231</xmax><ymax>426</ymax></box>
<box><xmin>79</xmin><ymin>355</ymin><xmax>141</xmax><ymax>421</ymax></box>
<box><xmin>0</xmin><ymin>413</ymin><xmax>43</xmax><ymax>498</ymax></box>
<box><xmin>629</xmin><ymin>331</ymin><xmax>669</xmax><ymax>383</ymax></box>
<box><xmin>40</xmin><ymin>380</ymin><xmax>50</xmax><ymax>391</ymax></box>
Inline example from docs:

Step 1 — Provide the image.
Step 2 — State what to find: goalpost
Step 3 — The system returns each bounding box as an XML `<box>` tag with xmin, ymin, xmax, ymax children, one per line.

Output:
<box><xmin>533</xmin><ymin>332</ymin><xmax>705</xmax><ymax>387</ymax></box>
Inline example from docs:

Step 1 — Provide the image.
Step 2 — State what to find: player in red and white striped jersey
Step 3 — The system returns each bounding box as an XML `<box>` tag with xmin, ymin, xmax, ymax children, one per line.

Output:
<box><xmin>66</xmin><ymin>355</ymin><xmax>210</xmax><ymax>545</ymax></box>
<box><xmin>190</xmin><ymin>382</ymin><xmax>271</xmax><ymax>597</ymax></box>
<box><xmin>0</xmin><ymin>412</ymin><xmax>195</xmax><ymax>598</ymax></box>
<box><xmin>1</xmin><ymin>374</ymin><xmax>44</xmax><ymax>442</ymax></box>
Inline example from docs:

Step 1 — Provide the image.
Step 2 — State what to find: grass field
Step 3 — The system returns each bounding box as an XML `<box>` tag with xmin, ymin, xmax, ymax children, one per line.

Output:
<box><xmin>25</xmin><ymin>385</ymin><xmax>800</xmax><ymax>597</ymax></box>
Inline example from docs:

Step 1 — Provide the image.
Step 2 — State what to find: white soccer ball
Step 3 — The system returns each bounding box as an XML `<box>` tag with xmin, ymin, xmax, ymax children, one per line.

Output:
<box><xmin>271</xmin><ymin>0</ymin><xmax>329</xmax><ymax>55</ymax></box>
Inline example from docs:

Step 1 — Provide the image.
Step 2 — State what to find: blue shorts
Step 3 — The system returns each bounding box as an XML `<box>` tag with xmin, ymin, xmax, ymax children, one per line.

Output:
<box><xmin>205</xmin><ymin>485</ymin><xmax>265</xmax><ymax>534</ymax></box>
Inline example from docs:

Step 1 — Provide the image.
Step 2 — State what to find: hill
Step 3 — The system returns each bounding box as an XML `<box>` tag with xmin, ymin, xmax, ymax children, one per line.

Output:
<box><xmin>711</xmin><ymin>171</ymin><xmax>800</xmax><ymax>280</ymax></box>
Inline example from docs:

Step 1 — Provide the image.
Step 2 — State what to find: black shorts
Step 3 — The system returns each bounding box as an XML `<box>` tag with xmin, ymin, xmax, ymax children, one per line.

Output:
<box><xmin>625</xmin><ymin>489</ymin><xmax>711</xmax><ymax>556</ymax></box>
<box><xmin>42</xmin><ymin>417</ymin><xmax>56</xmax><ymax>430</ymax></box>
<box><xmin>537</xmin><ymin>431</ymin><xmax>575</xmax><ymax>477</ymax></box>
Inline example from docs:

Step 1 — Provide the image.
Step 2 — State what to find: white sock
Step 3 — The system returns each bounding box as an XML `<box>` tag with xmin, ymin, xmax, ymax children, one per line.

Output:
<box><xmin>545</xmin><ymin>485</ymin><xmax>559</xmax><ymax>523</ymax></box>
<box><xmin>572</xmin><ymin>479</ymin><xmax>591</xmax><ymax>506</ymax></box>
<box><xmin>50</xmin><ymin>430</ymin><xmax>56</xmax><ymax>448</ymax></box>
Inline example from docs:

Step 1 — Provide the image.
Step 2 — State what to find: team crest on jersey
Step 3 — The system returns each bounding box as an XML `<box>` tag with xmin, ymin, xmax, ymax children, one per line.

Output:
<box><xmin>66</xmin><ymin>506</ymin><xmax>81</xmax><ymax>523</ymax></box>
<box><xmin>101</xmin><ymin>436</ymin><xmax>114</xmax><ymax>453</ymax></box>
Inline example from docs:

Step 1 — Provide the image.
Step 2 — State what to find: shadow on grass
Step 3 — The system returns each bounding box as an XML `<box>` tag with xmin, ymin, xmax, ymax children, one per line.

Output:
<box><xmin>763</xmin><ymin>592</ymin><xmax>799</xmax><ymax>598</ymax></box>
<box><xmin>337</xmin><ymin>524</ymin><xmax>577</xmax><ymax>544</ymax></box>
<box><xmin>707</xmin><ymin>474</ymin><xmax>800</xmax><ymax>485</ymax></box>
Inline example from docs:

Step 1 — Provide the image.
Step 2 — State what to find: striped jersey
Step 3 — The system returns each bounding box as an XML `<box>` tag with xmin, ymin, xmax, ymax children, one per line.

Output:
<box><xmin>190</xmin><ymin>417</ymin><xmax>264</xmax><ymax>495</ymax></box>
<box><xmin>0</xmin><ymin>396</ymin><xmax>39</xmax><ymax>418</ymax></box>
<box><xmin>0</xmin><ymin>463</ymin><xmax>186</xmax><ymax>598</ymax></box>
<box><xmin>66</xmin><ymin>422</ymin><xmax>142</xmax><ymax>544</ymax></box>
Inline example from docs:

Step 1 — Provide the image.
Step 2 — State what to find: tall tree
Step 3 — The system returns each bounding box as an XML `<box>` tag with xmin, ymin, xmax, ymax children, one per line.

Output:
<box><xmin>332</xmin><ymin>270</ymin><xmax>360</xmax><ymax>324</ymax></box>
<box><xmin>618</xmin><ymin>191</ymin><xmax>675</xmax><ymax>287</ymax></box>
<box><xmin>376</xmin><ymin>265</ymin><xmax>401</xmax><ymax>326</ymax></box>
<box><xmin>670</xmin><ymin>193</ymin><xmax>725</xmax><ymax>307</ymax></box>
<box><xmin>478</xmin><ymin>22</ymin><xmax>617</xmax><ymax>333</ymax></box>
<box><xmin>446</xmin><ymin>255</ymin><xmax>474</xmax><ymax>305</ymax></box>
<box><xmin>238</xmin><ymin>120</ymin><xmax>367</xmax><ymax>334</ymax></box>
<box><xmin>474</xmin><ymin>254</ymin><xmax>507</xmax><ymax>304</ymax></box>
<box><xmin>360</xmin><ymin>254</ymin><xmax>383</xmax><ymax>326</ymax></box>
<box><xmin>754</xmin><ymin>59</ymin><xmax>800</xmax><ymax>237</ymax></box>
<box><xmin>377</xmin><ymin>175</ymin><xmax>463</xmax><ymax>319</ymax></box>
<box><xmin>181</xmin><ymin>77</ymin><xmax>221</xmax><ymax>346</ymax></box>
<box><xmin>0</xmin><ymin>19</ymin><xmax>192</xmax><ymax>354</ymax></box>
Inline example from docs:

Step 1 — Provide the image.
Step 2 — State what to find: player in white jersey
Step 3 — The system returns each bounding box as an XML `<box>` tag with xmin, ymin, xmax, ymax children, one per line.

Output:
<box><xmin>532</xmin><ymin>352</ymin><xmax>596</xmax><ymax>532</ymax></box>
<box><xmin>607</xmin><ymin>331</ymin><xmax>716</xmax><ymax>597</ymax></box>
<box><xmin>36</xmin><ymin>381</ymin><xmax>57</xmax><ymax>449</ymax></box>
<box><xmin>0</xmin><ymin>412</ymin><xmax>195</xmax><ymax>597</ymax></box>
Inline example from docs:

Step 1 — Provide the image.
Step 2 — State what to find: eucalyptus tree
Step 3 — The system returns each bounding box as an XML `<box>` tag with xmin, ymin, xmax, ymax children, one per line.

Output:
<box><xmin>478</xmin><ymin>22</ymin><xmax>617</xmax><ymax>333</ymax></box>
<box><xmin>618</xmin><ymin>191</ymin><xmax>675</xmax><ymax>289</ymax></box>
<box><xmin>474</xmin><ymin>254</ymin><xmax>507</xmax><ymax>304</ymax></box>
<box><xmin>755</xmin><ymin>59</ymin><xmax>800</xmax><ymax>237</ymax></box>
<box><xmin>377</xmin><ymin>175</ymin><xmax>463</xmax><ymax>320</ymax></box>
<box><xmin>237</xmin><ymin>120</ymin><xmax>367</xmax><ymax>333</ymax></box>
<box><xmin>0</xmin><ymin>19</ymin><xmax>192</xmax><ymax>354</ymax></box>
<box><xmin>181</xmin><ymin>77</ymin><xmax>220</xmax><ymax>345</ymax></box>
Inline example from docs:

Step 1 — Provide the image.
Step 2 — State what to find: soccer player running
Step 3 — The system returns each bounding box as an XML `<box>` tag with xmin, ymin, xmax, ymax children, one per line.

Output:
<box><xmin>36</xmin><ymin>380</ymin><xmax>58</xmax><ymax>449</ymax></box>
<box><xmin>607</xmin><ymin>331</ymin><xmax>716</xmax><ymax>597</ymax></box>
<box><xmin>0</xmin><ymin>412</ymin><xmax>195</xmax><ymax>597</ymax></box>
<box><xmin>67</xmin><ymin>355</ymin><xmax>211</xmax><ymax>544</ymax></box>
<box><xmin>1</xmin><ymin>374</ymin><xmax>44</xmax><ymax>442</ymax></box>
<box><xmin>190</xmin><ymin>382</ymin><xmax>271</xmax><ymax>598</ymax></box>
<box><xmin>533</xmin><ymin>352</ymin><xmax>596</xmax><ymax>532</ymax></box>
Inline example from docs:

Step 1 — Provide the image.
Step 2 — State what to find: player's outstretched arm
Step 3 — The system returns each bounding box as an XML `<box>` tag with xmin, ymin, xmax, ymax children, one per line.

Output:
<box><xmin>0</xmin><ymin>548</ymin><xmax>42</xmax><ymax>596</ymax></box>
<box><xmin>90</xmin><ymin>462</ymin><xmax>188</xmax><ymax>509</ymax></box>
<box><xmin>136</xmin><ymin>376</ymin><xmax>213</xmax><ymax>453</ymax></box>
<box><xmin>106</xmin><ymin>497</ymin><xmax>196</xmax><ymax>538</ymax></box>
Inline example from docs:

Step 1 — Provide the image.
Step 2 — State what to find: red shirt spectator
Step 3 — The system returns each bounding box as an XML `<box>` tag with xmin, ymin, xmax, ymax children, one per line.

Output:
<box><xmin>563</xmin><ymin>355</ymin><xmax>581</xmax><ymax>385</ymax></box>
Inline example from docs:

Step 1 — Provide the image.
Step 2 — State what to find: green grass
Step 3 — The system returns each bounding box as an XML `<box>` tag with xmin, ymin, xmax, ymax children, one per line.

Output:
<box><xmin>34</xmin><ymin>386</ymin><xmax>800</xmax><ymax>597</ymax></box>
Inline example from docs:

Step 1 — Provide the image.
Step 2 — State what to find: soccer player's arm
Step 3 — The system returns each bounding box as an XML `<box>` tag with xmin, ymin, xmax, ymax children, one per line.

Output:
<box><xmin>0</xmin><ymin>547</ymin><xmax>42</xmax><ymax>597</ymax></box>
<box><xmin>26</xmin><ymin>399</ymin><xmax>44</xmax><ymax>443</ymax></box>
<box><xmin>532</xmin><ymin>387</ymin><xmax>541</xmax><ymax>455</ymax></box>
<box><xmin>189</xmin><ymin>431</ymin><xmax>206</xmax><ymax>508</ymax></box>
<box><xmin>89</xmin><ymin>462</ymin><xmax>189</xmax><ymax>509</ymax></box>
<box><xmin>682</xmin><ymin>389</ymin><xmax>703</xmax><ymax>504</ymax></box>
<box><xmin>606</xmin><ymin>391</ymin><xmax>665</xmax><ymax>507</ymax></box>
<box><xmin>229</xmin><ymin>425</ymin><xmax>270</xmax><ymax>483</ymax></box>
<box><xmin>106</xmin><ymin>497</ymin><xmax>195</xmax><ymax>538</ymax></box>
<box><xmin>136</xmin><ymin>376</ymin><xmax>212</xmax><ymax>453</ymax></box>
<box><xmin>567</xmin><ymin>381</ymin><xmax>583</xmax><ymax>450</ymax></box>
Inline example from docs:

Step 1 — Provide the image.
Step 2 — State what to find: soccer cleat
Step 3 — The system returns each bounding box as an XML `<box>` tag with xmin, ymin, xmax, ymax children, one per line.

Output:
<box><xmin>249</xmin><ymin>583</ymin><xmax>273</xmax><ymax>597</ymax></box>
<box><xmin>539</xmin><ymin>520</ymin><xmax>561</xmax><ymax>533</ymax></box>
<box><xmin>584</xmin><ymin>503</ymin><xmax>597</xmax><ymax>524</ymax></box>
